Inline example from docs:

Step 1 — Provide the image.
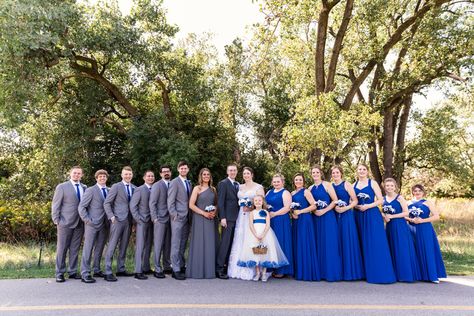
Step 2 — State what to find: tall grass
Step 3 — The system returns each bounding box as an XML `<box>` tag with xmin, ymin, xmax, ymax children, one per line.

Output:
<box><xmin>434</xmin><ymin>199</ymin><xmax>474</xmax><ymax>275</ymax></box>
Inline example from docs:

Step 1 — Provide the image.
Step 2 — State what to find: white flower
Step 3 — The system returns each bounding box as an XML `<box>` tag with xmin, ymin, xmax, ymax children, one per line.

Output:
<box><xmin>315</xmin><ymin>200</ymin><xmax>328</xmax><ymax>209</ymax></box>
<box><xmin>290</xmin><ymin>202</ymin><xmax>300</xmax><ymax>210</ymax></box>
<box><xmin>204</xmin><ymin>205</ymin><xmax>216</xmax><ymax>212</ymax></box>
<box><xmin>409</xmin><ymin>206</ymin><xmax>424</xmax><ymax>218</ymax></box>
<box><xmin>357</xmin><ymin>193</ymin><xmax>370</xmax><ymax>201</ymax></box>
<box><xmin>382</xmin><ymin>205</ymin><xmax>396</xmax><ymax>214</ymax></box>
<box><xmin>336</xmin><ymin>200</ymin><xmax>347</xmax><ymax>207</ymax></box>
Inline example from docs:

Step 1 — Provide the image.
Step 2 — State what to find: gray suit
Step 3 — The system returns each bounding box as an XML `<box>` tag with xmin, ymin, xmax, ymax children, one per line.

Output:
<box><xmin>103</xmin><ymin>181</ymin><xmax>136</xmax><ymax>275</ymax></box>
<box><xmin>79</xmin><ymin>184</ymin><xmax>108</xmax><ymax>277</ymax></box>
<box><xmin>167</xmin><ymin>177</ymin><xmax>192</xmax><ymax>272</ymax></box>
<box><xmin>149</xmin><ymin>179</ymin><xmax>170</xmax><ymax>272</ymax></box>
<box><xmin>130</xmin><ymin>184</ymin><xmax>153</xmax><ymax>273</ymax></box>
<box><xmin>51</xmin><ymin>181</ymin><xmax>86</xmax><ymax>277</ymax></box>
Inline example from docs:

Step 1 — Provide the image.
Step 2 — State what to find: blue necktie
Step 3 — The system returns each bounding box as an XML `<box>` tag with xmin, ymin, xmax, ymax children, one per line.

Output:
<box><xmin>126</xmin><ymin>184</ymin><xmax>131</xmax><ymax>201</ymax></box>
<box><xmin>233</xmin><ymin>182</ymin><xmax>239</xmax><ymax>192</ymax></box>
<box><xmin>75</xmin><ymin>183</ymin><xmax>81</xmax><ymax>201</ymax></box>
<box><xmin>101</xmin><ymin>187</ymin><xmax>107</xmax><ymax>199</ymax></box>
<box><xmin>185</xmin><ymin>180</ymin><xmax>190</xmax><ymax>196</ymax></box>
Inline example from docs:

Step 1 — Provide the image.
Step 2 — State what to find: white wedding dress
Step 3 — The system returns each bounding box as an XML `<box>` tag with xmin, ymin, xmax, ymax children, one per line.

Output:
<box><xmin>227</xmin><ymin>184</ymin><xmax>263</xmax><ymax>280</ymax></box>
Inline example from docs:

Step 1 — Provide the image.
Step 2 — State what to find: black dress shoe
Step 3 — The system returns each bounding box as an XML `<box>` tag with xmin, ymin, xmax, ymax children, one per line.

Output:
<box><xmin>56</xmin><ymin>274</ymin><xmax>65</xmax><ymax>283</ymax></box>
<box><xmin>68</xmin><ymin>273</ymin><xmax>81</xmax><ymax>280</ymax></box>
<box><xmin>180</xmin><ymin>267</ymin><xmax>186</xmax><ymax>274</ymax></box>
<box><xmin>143</xmin><ymin>270</ymin><xmax>153</xmax><ymax>275</ymax></box>
<box><xmin>116</xmin><ymin>271</ymin><xmax>134</xmax><ymax>277</ymax></box>
<box><xmin>93</xmin><ymin>271</ymin><xmax>105</xmax><ymax>278</ymax></box>
<box><xmin>134</xmin><ymin>273</ymin><xmax>148</xmax><ymax>280</ymax></box>
<box><xmin>163</xmin><ymin>268</ymin><xmax>173</xmax><ymax>275</ymax></box>
<box><xmin>104</xmin><ymin>274</ymin><xmax>118</xmax><ymax>282</ymax></box>
<box><xmin>216</xmin><ymin>271</ymin><xmax>229</xmax><ymax>279</ymax></box>
<box><xmin>172</xmin><ymin>271</ymin><xmax>186</xmax><ymax>280</ymax></box>
<box><xmin>153</xmin><ymin>271</ymin><xmax>165</xmax><ymax>279</ymax></box>
<box><xmin>81</xmin><ymin>275</ymin><xmax>96</xmax><ymax>284</ymax></box>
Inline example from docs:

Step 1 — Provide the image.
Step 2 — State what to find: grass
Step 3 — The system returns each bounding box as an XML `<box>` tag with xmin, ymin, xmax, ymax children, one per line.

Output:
<box><xmin>433</xmin><ymin>198</ymin><xmax>474</xmax><ymax>275</ymax></box>
<box><xmin>1</xmin><ymin>198</ymin><xmax>473</xmax><ymax>279</ymax></box>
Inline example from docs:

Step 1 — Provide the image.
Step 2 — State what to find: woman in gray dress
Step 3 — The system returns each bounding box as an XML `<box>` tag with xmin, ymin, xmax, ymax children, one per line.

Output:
<box><xmin>186</xmin><ymin>168</ymin><xmax>218</xmax><ymax>279</ymax></box>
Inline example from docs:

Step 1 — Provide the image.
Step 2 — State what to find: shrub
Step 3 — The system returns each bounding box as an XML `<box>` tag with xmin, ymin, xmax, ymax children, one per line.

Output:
<box><xmin>0</xmin><ymin>200</ymin><xmax>55</xmax><ymax>243</ymax></box>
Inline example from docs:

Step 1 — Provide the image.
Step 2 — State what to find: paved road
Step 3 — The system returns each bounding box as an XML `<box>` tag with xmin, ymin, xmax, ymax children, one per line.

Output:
<box><xmin>0</xmin><ymin>276</ymin><xmax>473</xmax><ymax>315</ymax></box>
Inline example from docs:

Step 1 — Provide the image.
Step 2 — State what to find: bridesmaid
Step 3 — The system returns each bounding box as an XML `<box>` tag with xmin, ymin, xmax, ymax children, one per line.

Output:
<box><xmin>331</xmin><ymin>166</ymin><xmax>364</xmax><ymax>281</ymax></box>
<box><xmin>186</xmin><ymin>168</ymin><xmax>218</xmax><ymax>279</ymax></box>
<box><xmin>382</xmin><ymin>178</ymin><xmax>420</xmax><ymax>282</ymax></box>
<box><xmin>291</xmin><ymin>173</ymin><xmax>320</xmax><ymax>281</ymax></box>
<box><xmin>353</xmin><ymin>164</ymin><xmax>396</xmax><ymax>284</ymax></box>
<box><xmin>309</xmin><ymin>166</ymin><xmax>342</xmax><ymax>282</ymax></box>
<box><xmin>265</xmin><ymin>174</ymin><xmax>293</xmax><ymax>278</ymax></box>
<box><xmin>407</xmin><ymin>184</ymin><xmax>447</xmax><ymax>283</ymax></box>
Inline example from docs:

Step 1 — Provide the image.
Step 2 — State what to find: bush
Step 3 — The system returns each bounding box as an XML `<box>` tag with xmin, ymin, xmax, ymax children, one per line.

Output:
<box><xmin>0</xmin><ymin>200</ymin><xmax>55</xmax><ymax>243</ymax></box>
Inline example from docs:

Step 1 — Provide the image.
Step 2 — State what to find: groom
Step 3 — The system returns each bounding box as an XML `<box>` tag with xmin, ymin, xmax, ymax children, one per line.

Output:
<box><xmin>216</xmin><ymin>163</ymin><xmax>240</xmax><ymax>279</ymax></box>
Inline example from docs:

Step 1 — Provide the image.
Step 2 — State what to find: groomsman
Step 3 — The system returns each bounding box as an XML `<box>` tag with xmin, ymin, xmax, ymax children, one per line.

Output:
<box><xmin>149</xmin><ymin>165</ymin><xmax>172</xmax><ymax>278</ymax></box>
<box><xmin>130</xmin><ymin>170</ymin><xmax>155</xmax><ymax>280</ymax></box>
<box><xmin>78</xmin><ymin>169</ymin><xmax>109</xmax><ymax>283</ymax></box>
<box><xmin>51</xmin><ymin>166</ymin><xmax>86</xmax><ymax>282</ymax></box>
<box><xmin>167</xmin><ymin>161</ymin><xmax>192</xmax><ymax>280</ymax></box>
<box><xmin>103</xmin><ymin>166</ymin><xmax>136</xmax><ymax>281</ymax></box>
<box><xmin>216</xmin><ymin>163</ymin><xmax>240</xmax><ymax>279</ymax></box>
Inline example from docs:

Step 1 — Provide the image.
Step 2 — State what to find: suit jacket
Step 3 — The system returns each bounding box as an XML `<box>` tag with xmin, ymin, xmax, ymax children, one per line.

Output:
<box><xmin>217</xmin><ymin>178</ymin><xmax>239</xmax><ymax>222</ymax></box>
<box><xmin>149</xmin><ymin>179</ymin><xmax>170</xmax><ymax>224</ymax></box>
<box><xmin>51</xmin><ymin>181</ymin><xmax>87</xmax><ymax>228</ymax></box>
<box><xmin>78</xmin><ymin>185</ymin><xmax>108</xmax><ymax>229</ymax></box>
<box><xmin>167</xmin><ymin>177</ymin><xmax>192</xmax><ymax>220</ymax></box>
<box><xmin>104</xmin><ymin>181</ymin><xmax>136</xmax><ymax>222</ymax></box>
<box><xmin>130</xmin><ymin>184</ymin><xmax>152</xmax><ymax>223</ymax></box>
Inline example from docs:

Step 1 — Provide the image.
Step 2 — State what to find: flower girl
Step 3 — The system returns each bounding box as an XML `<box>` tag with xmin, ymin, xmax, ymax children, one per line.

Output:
<box><xmin>237</xmin><ymin>195</ymin><xmax>289</xmax><ymax>281</ymax></box>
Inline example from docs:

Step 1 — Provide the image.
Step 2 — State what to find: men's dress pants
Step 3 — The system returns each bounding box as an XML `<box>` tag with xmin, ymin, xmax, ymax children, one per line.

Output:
<box><xmin>55</xmin><ymin>222</ymin><xmax>84</xmax><ymax>276</ymax></box>
<box><xmin>216</xmin><ymin>220</ymin><xmax>236</xmax><ymax>272</ymax></box>
<box><xmin>81</xmin><ymin>223</ymin><xmax>106</xmax><ymax>277</ymax></box>
<box><xmin>153</xmin><ymin>220</ymin><xmax>168</xmax><ymax>273</ymax></box>
<box><xmin>161</xmin><ymin>222</ymin><xmax>172</xmax><ymax>270</ymax></box>
<box><xmin>134</xmin><ymin>220</ymin><xmax>152</xmax><ymax>273</ymax></box>
<box><xmin>105</xmin><ymin>219</ymin><xmax>131</xmax><ymax>275</ymax></box>
<box><xmin>170</xmin><ymin>217</ymin><xmax>187</xmax><ymax>272</ymax></box>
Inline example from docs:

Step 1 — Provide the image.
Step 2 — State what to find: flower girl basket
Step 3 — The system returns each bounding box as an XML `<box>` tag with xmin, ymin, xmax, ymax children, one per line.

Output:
<box><xmin>252</xmin><ymin>243</ymin><xmax>268</xmax><ymax>255</ymax></box>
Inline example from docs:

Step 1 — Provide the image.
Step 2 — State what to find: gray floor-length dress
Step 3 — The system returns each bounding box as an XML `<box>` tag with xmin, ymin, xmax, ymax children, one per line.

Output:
<box><xmin>186</xmin><ymin>188</ymin><xmax>217</xmax><ymax>279</ymax></box>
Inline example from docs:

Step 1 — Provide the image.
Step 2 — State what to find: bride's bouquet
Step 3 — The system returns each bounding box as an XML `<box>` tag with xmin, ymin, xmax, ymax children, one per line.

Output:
<box><xmin>239</xmin><ymin>197</ymin><xmax>252</xmax><ymax>208</ymax></box>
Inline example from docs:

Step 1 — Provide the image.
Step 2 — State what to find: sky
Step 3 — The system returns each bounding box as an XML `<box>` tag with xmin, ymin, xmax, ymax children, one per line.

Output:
<box><xmin>118</xmin><ymin>0</ymin><xmax>261</xmax><ymax>56</ymax></box>
<box><xmin>113</xmin><ymin>0</ymin><xmax>443</xmax><ymax>110</ymax></box>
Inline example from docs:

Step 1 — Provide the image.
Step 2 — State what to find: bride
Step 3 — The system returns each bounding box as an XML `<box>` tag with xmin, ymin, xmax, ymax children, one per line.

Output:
<box><xmin>227</xmin><ymin>167</ymin><xmax>265</xmax><ymax>280</ymax></box>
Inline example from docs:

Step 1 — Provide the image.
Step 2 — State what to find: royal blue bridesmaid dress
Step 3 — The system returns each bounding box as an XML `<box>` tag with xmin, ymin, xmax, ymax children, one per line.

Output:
<box><xmin>333</xmin><ymin>181</ymin><xmax>364</xmax><ymax>281</ymax></box>
<box><xmin>310</xmin><ymin>183</ymin><xmax>342</xmax><ymax>281</ymax></box>
<box><xmin>354</xmin><ymin>179</ymin><xmax>396</xmax><ymax>284</ymax></box>
<box><xmin>292</xmin><ymin>189</ymin><xmax>320</xmax><ymax>281</ymax></box>
<box><xmin>408</xmin><ymin>200</ymin><xmax>447</xmax><ymax>282</ymax></box>
<box><xmin>383</xmin><ymin>195</ymin><xmax>421</xmax><ymax>282</ymax></box>
<box><xmin>266</xmin><ymin>189</ymin><xmax>294</xmax><ymax>276</ymax></box>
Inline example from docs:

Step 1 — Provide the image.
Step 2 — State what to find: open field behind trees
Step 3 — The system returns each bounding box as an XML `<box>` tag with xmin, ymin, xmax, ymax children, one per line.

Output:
<box><xmin>0</xmin><ymin>199</ymin><xmax>472</xmax><ymax>279</ymax></box>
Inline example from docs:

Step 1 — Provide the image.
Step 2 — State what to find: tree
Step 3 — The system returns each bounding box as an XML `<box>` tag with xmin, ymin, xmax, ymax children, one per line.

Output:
<box><xmin>249</xmin><ymin>0</ymin><xmax>474</xmax><ymax>182</ymax></box>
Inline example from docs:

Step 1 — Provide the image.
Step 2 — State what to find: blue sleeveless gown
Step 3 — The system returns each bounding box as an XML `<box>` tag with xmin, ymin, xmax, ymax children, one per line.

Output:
<box><xmin>408</xmin><ymin>200</ymin><xmax>447</xmax><ymax>281</ymax></box>
<box><xmin>266</xmin><ymin>189</ymin><xmax>293</xmax><ymax>276</ymax></box>
<box><xmin>292</xmin><ymin>189</ymin><xmax>320</xmax><ymax>281</ymax></box>
<box><xmin>332</xmin><ymin>182</ymin><xmax>364</xmax><ymax>280</ymax></box>
<box><xmin>354</xmin><ymin>180</ymin><xmax>396</xmax><ymax>284</ymax></box>
<box><xmin>310</xmin><ymin>184</ymin><xmax>342</xmax><ymax>281</ymax></box>
<box><xmin>383</xmin><ymin>195</ymin><xmax>420</xmax><ymax>282</ymax></box>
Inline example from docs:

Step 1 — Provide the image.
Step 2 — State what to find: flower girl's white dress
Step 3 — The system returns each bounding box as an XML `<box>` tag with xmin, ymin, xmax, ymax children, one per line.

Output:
<box><xmin>237</xmin><ymin>209</ymin><xmax>289</xmax><ymax>269</ymax></box>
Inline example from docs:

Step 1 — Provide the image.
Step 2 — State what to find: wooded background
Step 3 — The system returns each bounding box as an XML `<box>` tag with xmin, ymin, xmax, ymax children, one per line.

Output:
<box><xmin>0</xmin><ymin>0</ymin><xmax>473</xmax><ymax>206</ymax></box>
